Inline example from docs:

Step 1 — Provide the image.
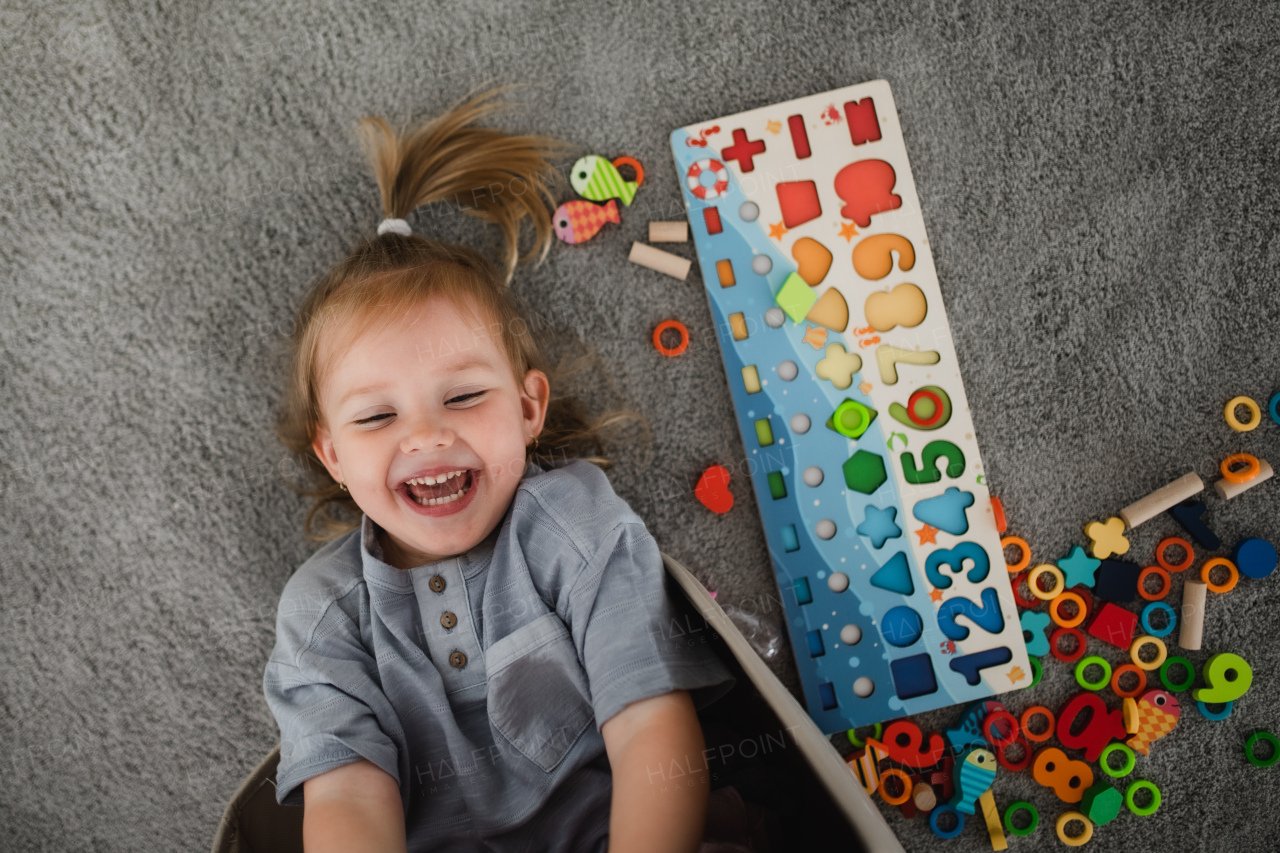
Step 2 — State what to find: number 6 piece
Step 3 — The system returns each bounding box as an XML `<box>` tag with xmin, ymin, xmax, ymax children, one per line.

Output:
<box><xmin>670</xmin><ymin>80</ymin><xmax>1030</xmax><ymax>731</ymax></box>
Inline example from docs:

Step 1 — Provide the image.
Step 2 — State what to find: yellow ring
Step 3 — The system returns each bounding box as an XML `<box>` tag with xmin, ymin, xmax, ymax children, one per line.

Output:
<box><xmin>1225</xmin><ymin>396</ymin><xmax>1262</xmax><ymax>432</ymax></box>
<box><xmin>1130</xmin><ymin>635</ymin><xmax>1168</xmax><ymax>671</ymax></box>
<box><xmin>1028</xmin><ymin>563</ymin><xmax>1065</xmax><ymax>600</ymax></box>
<box><xmin>1055</xmin><ymin>811</ymin><xmax>1094</xmax><ymax>846</ymax></box>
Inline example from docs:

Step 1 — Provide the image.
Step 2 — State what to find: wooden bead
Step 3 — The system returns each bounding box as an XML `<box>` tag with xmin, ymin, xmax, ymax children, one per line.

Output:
<box><xmin>1214</xmin><ymin>459</ymin><xmax>1274</xmax><ymax>499</ymax></box>
<box><xmin>628</xmin><ymin>241</ymin><xmax>690</xmax><ymax>280</ymax></box>
<box><xmin>647</xmin><ymin>221</ymin><xmax>688</xmax><ymax>242</ymax></box>
<box><xmin>1178</xmin><ymin>580</ymin><xmax>1207</xmax><ymax>651</ymax></box>
<box><xmin>913</xmin><ymin>781</ymin><xmax>937</xmax><ymax>812</ymax></box>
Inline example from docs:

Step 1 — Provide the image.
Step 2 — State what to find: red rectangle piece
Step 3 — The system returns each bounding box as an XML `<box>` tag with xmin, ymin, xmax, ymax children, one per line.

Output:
<box><xmin>702</xmin><ymin>207</ymin><xmax>723</xmax><ymax>235</ymax></box>
<box><xmin>787</xmin><ymin>115</ymin><xmax>811</xmax><ymax>159</ymax></box>
<box><xmin>844</xmin><ymin>98</ymin><xmax>882</xmax><ymax>146</ymax></box>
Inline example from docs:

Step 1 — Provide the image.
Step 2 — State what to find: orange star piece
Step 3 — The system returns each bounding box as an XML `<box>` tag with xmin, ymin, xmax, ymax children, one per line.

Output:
<box><xmin>928</xmin><ymin>587</ymin><xmax>945</xmax><ymax>603</ymax></box>
<box><xmin>839</xmin><ymin>221</ymin><xmax>859</xmax><ymax>242</ymax></box>
<box><xmin>859</xmin><ymin>381</ymin><xmax>873</xmax><ymax>394</ymax></box>
<box><xmin>915</xmin><ymin>524</ymin><xmax>939</xmax><ymax>545</ymax></box>
<box><xmin>768</xmin><ymin>221</ymin><xmax>788</xmax><ymax>240</ymax></box>
<box><xmin>801</xmin><ymin>325</ymin><xmax>827</xmax><ymax>349</ymax></box>
<box><xmin>765</xmin><ymin>119</ymin><xmax>782</xmax><ymax>134</ymax></box>
<box><xmin>1007</xmin><ymin>666</ymin><xmax>1026</xmax><ymax>684</ymax></box>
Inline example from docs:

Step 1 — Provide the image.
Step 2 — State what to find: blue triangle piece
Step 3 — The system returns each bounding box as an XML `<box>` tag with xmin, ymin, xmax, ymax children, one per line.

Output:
<box><xmin>870</xmin><ymin>551</ymin><xmax>914</xmax><ymax>596</ymax></box>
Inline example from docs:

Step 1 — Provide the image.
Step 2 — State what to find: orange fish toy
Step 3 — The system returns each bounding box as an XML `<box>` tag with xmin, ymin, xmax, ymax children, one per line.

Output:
<box><xmin>1125</xmin><ymin>689</ymin><xmax>1180</xmax><ymax>755</ymax></box>
<box><xmin>553</xmin><ymin>199</ymin><xmax>621</xmax><ymax>245</ymax></box>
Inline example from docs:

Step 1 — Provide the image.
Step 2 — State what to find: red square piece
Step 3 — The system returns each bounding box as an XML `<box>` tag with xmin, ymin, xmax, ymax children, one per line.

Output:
<box><xmin>1087</xmin><ymin>602</ymin><xmax>1138</xmax><ymax>649</ymax></box>
<box><xmin>776</xmin><ymin>180</ymin><xmax>822</xmax><ymax>228</ymax></box>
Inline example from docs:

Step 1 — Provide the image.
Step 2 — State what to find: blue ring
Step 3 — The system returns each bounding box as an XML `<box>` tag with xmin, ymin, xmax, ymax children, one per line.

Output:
<box><xmin>930</xmin><ymin>804</ymin><xmax>966</xmax><ymax>839</ymax></box>
<box><xmin>1140</xmin><ymin>602</ymin><xmax>1177</xmax><ymax>638</ymax></box>
<box><xmin>1197</xmin><ymin>699</ymin><xmax>1234</xmax><ymax>721</ymax></box>
<box><xmin>1270</xmin><ymin>391</ymin><xmax>1280</xmax><ymax>426</ymax></box>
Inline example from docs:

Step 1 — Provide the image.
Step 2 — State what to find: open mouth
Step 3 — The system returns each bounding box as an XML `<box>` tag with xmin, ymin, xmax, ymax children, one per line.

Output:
<box><xmin>401</xmin><ymin>470</ymin><xmax>475</xmax><ymax>508</ymax></box>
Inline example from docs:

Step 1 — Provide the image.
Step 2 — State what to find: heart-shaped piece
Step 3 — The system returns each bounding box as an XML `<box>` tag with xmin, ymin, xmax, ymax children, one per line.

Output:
<box><xmin>695</xmin><ymin>464</ymin><xmax>734</xmax><ymax>514</ymax></box>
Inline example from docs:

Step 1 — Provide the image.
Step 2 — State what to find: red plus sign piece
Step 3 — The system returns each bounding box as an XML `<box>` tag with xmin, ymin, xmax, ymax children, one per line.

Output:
<box><xmin>720</xmin><ymin>128</ymin><xmax>766</xmax><ymax>173</ymax></box>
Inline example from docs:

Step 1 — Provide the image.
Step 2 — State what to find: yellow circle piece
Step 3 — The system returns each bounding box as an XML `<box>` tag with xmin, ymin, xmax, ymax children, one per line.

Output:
<box><xmin>1130</xmin><ymin>635</ymin><xmax>1168</xmax><ymax>671</ymax></box>
<box><xmin>1225</xmin><ymin>396</ymin><xmax>1262</xmax><ymax>431</ymax></box>
<box><xmin>1055</xmin><ymin>811</ymin><xmax>1094</xmax><ymax>846</ymax></box>
<box><xmin>1028</xmin><ymin>564</ymin><xmax>1065</xmax><ymax>600</ymax></box>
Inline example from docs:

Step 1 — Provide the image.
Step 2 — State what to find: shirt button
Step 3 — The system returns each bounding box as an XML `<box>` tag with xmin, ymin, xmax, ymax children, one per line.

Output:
<box><xmin>440</xmin><ymin>611</ymin><xmax>457</xmax><ymax>629</ymax></box>
<box><xmin>428</xmin><ymin>575</ymin><xmax>446</xmax><ymax>593</ymax></box>
<box><xmin>449</xmin><ymin>651</ymin><xmax>467</xmax><ymax>669</ymax></box>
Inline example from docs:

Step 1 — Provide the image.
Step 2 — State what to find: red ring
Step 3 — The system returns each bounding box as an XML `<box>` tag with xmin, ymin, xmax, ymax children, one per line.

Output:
<box><xmin>1050</xmin><ymin>627</ymin><xmax>1086</xmax><ymax>663</ymax></box>
<box><xmin>996</xmin><ymin>733</ymin><xmax>1033</xmax><ymax>772</ymax></box>
<box><xmin>1156</xmin><ymin>537</ymin><xmax>1193</xmax><ymax>572</ymax></box>
<box><xmin>1110</xmin><ymin>663</ymin><xmax>1147</xmax><ymax>699</ymax></box>
<box><xmin>983</xmin><ymin>710</ymin><xmax>1020</xmax><ymax>748</ymax></box>
<box><xmin>1010</xmin><ymin>572</ymin><xmax>1039</xmax><ymax>609</ymax></box>
<box><xmin>652</xmin><ymin>320</ymin><xmax>689</xmax><ymax>357</ymax></box>
<box><xmin>907</xmin><ymin>388</ymin><xmax>944</xmax><ymax>427</ymax></box>
<box><xmin>1021</xmin><ymin>706</ymin><xmax>1056</xmax><ymax>743</ymax></box>
<box><xmin>1137</xmin><ymin>566</ymin><xmax>1171</xmax><ymax>601</ymax></box>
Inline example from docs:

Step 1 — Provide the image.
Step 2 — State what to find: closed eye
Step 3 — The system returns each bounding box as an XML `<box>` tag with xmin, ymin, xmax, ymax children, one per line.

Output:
<box><xmin>353</xmin><ymin>392</ymin><xmax>486</xmax><ymax>425</ymax></box>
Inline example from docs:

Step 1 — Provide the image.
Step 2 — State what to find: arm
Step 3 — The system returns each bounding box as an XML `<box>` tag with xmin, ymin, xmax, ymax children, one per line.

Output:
<box><xmin>601</xmin><ymin>689</ymin><xmax>709</xmax><ymax>853</ymax></box>
<box><xmin>302</xmin><ymin>758</ymin><xmax>407</xmax><ymax>853</ymax></box>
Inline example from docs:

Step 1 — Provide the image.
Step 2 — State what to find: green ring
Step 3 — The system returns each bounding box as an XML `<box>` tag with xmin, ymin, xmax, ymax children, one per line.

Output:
<box><xmin>1099</xmin><ymin>742</ymin><xmax>1136</xmax><ymax>778</ymax></box>
<box><xmin>1246</xmin><ymin>732</ymin><xmax>1280</xmax><ymax>768</ymax></box>
<box><xmin>1075</xmin><ymin>655</ymin><xmax>1112</xmax><ymax>691</ymax></box>
<box><xmin>846</xmin><ymin>722</ymin><xmax>882</xmax><ymax>749</ymax></box>
<box><xmin>1029</xmin><ymin>656</ymin><xmax>1043</xmax><ymax>688</ymax></box>
<box><xmin>1159</xmin><ymin>656</ymin><xmax>1195</xmax><ymax>692</ymax></box>
<box><xmin>1125</xmin><ymin>780</ymin><xmax>1161</xmax><ymax>816</ymax></box>
<box><xmin>1003</xmin><ymin>800</ymin><xmax>1039</xmax><ymax>836</ymax></box>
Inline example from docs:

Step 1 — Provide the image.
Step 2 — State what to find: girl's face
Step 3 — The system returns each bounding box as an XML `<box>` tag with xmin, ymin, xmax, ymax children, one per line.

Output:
<box><xmin>311</xmin><ymin>293</ymin><xmax>549</xmax><ymax>570</ymax></box>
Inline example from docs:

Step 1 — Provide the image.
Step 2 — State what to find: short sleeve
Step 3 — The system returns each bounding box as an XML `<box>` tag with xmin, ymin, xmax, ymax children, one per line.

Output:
<box><xmin>263</xmin><ymin>587</ymin><xmax>401</xmax><ymax>807</ymax></box>
<box><xmin>565</xmin><ymin>520</ymin><xmax>737</xmax><ymax>730</ymax></box>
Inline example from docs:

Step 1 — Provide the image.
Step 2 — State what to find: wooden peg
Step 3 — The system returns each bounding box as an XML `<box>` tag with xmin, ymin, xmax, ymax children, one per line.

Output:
<box><xmin>648</xmin><ymin>221</ymin><xmax>689</xmax><ymax>242</ymax></box>
<box><xmin>628</xmin><ymin>242</ymin><xmax>690</xmax><ymax>280</ymax></box>
<box><xmin>1179</xmin><ymin>580</ymin><xmax>1207</xmax><ymax>651</ymax></box>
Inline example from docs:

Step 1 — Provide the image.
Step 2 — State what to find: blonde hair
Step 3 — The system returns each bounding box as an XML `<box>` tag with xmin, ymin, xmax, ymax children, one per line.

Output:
<box><xmin>275</xmin><ymin>87</ymin><xmax>647</xmax><ymax>542</ymax></box>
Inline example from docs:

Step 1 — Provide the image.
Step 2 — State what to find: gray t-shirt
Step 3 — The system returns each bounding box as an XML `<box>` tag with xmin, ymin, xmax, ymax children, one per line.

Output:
<box><xmin>263</xmin><ymin>457</ymin><xmax>737</xmax><ymax>851</ymax></box>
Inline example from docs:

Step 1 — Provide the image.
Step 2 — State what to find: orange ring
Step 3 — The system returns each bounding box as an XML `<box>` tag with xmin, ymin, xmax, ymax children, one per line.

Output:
<box><xmin>1155</xmin><ymin>537</ymin><xmax>1193</xmax><ymax>572</ymax></box>
<box><xmin>1050</xmin><ymin>592</ymin><xmax>1087</xmax><ymax>628</ymax></box>
<box><xmin>1137</xmin><ymin>566</ymin><xmax>1171</xmax><ymax>601</ymax></box>
<box><xmin>878</xmin><ymin>767</ymin><xmax>912</xmax><ymax>805</ymax></box>
<box><xmin>1002</xmin><ymin>536</ymin><xmax>1031</xmax><ymax>573</ymax></box>
<box><xmin>1021</xmin><ymin>706</ymin><xmax>1056</xmax><ymax>742</ymax></box>
<box><xmin>1221</xmin><ymin>453</ymin><xmax>1261</xmax><ymax>484</ymax></box>
<box><xmin>611</xmin><ymin>156</ymin><xmax>645</xmax><ymax>188</ymax></box>
<box><xmin>1200</xmin><ymin>557</ymin><xmax>1239</xmax><ymax>593</ymax></box>
<box><xmin>991</xmin><ymin>497</ymin><xmax>1007</xmax><ymax>534</ymax></box>
<box><xmin>652</xmin><ymin>320</ymin><xmax>689</xmax><ymax>357</ymax></box>
<box><xmin>1110</xmin><ymin>663</ymin><xmax>1147</xmax><ymax>698</ymax></box>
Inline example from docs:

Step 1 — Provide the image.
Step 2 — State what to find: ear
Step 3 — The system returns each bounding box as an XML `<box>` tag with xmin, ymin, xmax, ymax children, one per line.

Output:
<box><xmin>520</xmin><ymin>368</ymin><xmax>551</xmax><ymax>441</ymax></box>
<box><xmin>311</xmin><ymin>426</ymin><xmax>344</xmax><ymax>485</ymax></box>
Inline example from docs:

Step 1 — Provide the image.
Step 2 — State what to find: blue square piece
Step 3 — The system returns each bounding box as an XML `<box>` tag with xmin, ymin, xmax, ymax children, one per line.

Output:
<box><xmin>1093</xmin><ymin>559</ymin><xmax>1141</xmax><ymax>603</ymax></box>
<box><xmin>890</xmin><ymin>653</ymin><xmax>939</xmax><ymax>700</ymax></box>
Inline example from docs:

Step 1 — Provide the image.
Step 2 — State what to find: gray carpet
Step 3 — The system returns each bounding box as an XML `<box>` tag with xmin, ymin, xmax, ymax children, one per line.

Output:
<box><xmin>3</xmin><ymin>1</ymin><xmax>1279</xmax><ymax>850</ymax></box>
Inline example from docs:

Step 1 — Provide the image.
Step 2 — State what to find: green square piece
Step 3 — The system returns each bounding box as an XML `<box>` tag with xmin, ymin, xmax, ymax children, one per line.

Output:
<box><xmin>774</xmin><ymin>272</ymin><xmax>816</xmax><ymax>323</ymax></box>
<box><xmin>767</xmin><ymin>471</ymin><xmax>787</xmax><ymax>499</ymax></box>
<box><xmin>825</xmin><ymin>399</ymin><xmax>879</xmax><ymax>439</ymax></box>
<box><xmin>1081</xmin><ymin>781</ymin><xmax>1123</xmax><ymax>826</ymax></box>
<box><xmin>842</xmin><ymin>450</ymin><xmax>887</xmax><ymax>495</ymax></box>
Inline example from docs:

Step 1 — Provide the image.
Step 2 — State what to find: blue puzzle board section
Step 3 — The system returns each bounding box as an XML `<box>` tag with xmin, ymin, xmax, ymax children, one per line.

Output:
<box><xmin>669</xmin><ymin>80</ymin><xmax>1031</xmax><ymax>733</ymax></box>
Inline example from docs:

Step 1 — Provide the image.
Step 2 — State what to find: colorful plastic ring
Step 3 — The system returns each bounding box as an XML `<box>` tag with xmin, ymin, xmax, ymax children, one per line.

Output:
<box><xmin>1029</xmin><ymin>656</ymin><xmax>1043</xmax><ymax>688</ymax></box>
<box><xmin>1050</xmin><ymin>627</ymin><xmax>1087</xmax><ymax>663</ymax></box>
<box><xmin>1221</xmin><ymin>453</ymin><xmax>1262</xmax><ymax>483</ymax></box>
<box><xmin>1100</xmin><ymin>742</ymin><xmax>1136</xmax><ymax>778</ymax></box>
<box><xmin>1125</xmin><ymin>780</ymin><xmax>1161</xmax><ymax>816</ymax></box>
<box><xmin>846</xmin><ymin>722</ymin><xmax>882</xmax><ymax>748</ymax></box>
<box><xmin>1159</xmin><ymin>656</ymin><xmax>1195</xmax><ymax>692</ymax></box>
<box><xmin>1110</xmin><ymin>663</ymin><xmax>1147</xmax><ymax>699</ymax></box>
<box><xmin>1028</xmin><ymin>563</ymin><xmax>1065</xmax><ymax>600</ymax></box>
<box><xmin>1156</xmin><ymin>536</ymin><xmax>1194</xmax><ymax>572</ymax></box>
<box><xmin>1010</xmin><ymin>572</ymin><xmax>1040</xmax><ymax>608</ymax></box>
<box><xmin>1003</xmin><ymin>801</ymin><xmax>1039</xmax><ymax>836</ymax></box>
<box><xmin>1050</xmin><ymin>591</ymin><xmax>1087</xmax><ymax>628</ymax></box>
<box><xmin>983</xmin><ymin>709</ymin><xmax>1020</xmax><ymax>747</ymax></box>
<box><xmin>1246</xmin><ymin>732</ymin><xmax>1280</xmax><ymax>768</ymax></box>
<box><xmin>1140</xmin><ymin>602</ymin><xmax>1177</xmax><ymax>638</ymax></box>
<box><xmin>1056</xmin><ymin>811</ymin><xmax>1094</xmax><ymax>846</ymax></box>
<box><xmin>991</xmin><ymin>496</ymin><xmax>1007</xmax><ymax>534</ymax></box>
<box><xmin>908</xmin><ymin>388</ymin><xmax>945</xmax><ymax>426</ymax></box>
<box><xmin>1271</xmin><ymin>391</ymin><xmax>1280</xmax><ymax>426</ymax></box>
<box><xmin>1197</xmin><ymin>699</ymin><xmax>1233</xmax><ymax>721</ymax></box>
<box><xmin>1130</xmin><ymin>635</ymin><xmax>1168</xmax><ymax>671</ymax></box>
<box><xmin>997</xmin><ymin>733</ymin><xmax>1033</xmax><ymax>772</ymax></box>
<box><xmin>1021</xmin><ymin>706</ymin><xmax>1055</xmax><ymax>743</ymax></box>
<box><xmin>651</xmin><ymin>320</ymin><xmax>689</xmax><ymax>357</ymax></box>
<box><xmin>878</xmin><ymin>767</ymin><xmax>912</xmax><ymax>805</ymax></box>
<box><xmin>1136</xmin><ymin>565</ymin><xmax>1171</xmax><ymax>601</ymax></box>
<box><xmin>1201</xmin><ymin>557</ymin><xmax>1239</xmax><ymax>593</ymax></box>
<box><xmin>1225</xmin><ymin>396</ymin><xmax>1262</xmax><ymax>432</ymax></box>
<box><xmin>1075</xmin><ymin>655</ymin><xmax>1112</xmax><ymax>691</ymax></box>
<box><xmin>1003</xmin><ymin>536</ymin><xmax>1031</xmax><ymax>573</ymax></box>
<box><xmin>929</xmin><ymin>804</ymin><xmax>965</xmax><ymax>839</ymax></box>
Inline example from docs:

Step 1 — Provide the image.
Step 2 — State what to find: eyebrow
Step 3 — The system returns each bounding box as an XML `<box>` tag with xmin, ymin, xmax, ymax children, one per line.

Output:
<box><xmin>338</xmin><ymin>356</ymin><xmax>495</xmax><ymax>407</ymax></box>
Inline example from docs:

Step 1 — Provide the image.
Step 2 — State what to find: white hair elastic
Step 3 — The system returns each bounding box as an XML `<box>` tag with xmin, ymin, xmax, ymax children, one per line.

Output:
<box><xmin>377</xmin><ymin>218</ymin><xmax>412</xmax><ymax>236</ymax></box>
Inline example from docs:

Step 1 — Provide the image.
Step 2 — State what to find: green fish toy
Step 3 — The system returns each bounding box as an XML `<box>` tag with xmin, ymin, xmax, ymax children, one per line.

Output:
<box><xmin>570</xmin><ymin>155</ymin><xmax>644</xmax><ymax>206</ymax></box>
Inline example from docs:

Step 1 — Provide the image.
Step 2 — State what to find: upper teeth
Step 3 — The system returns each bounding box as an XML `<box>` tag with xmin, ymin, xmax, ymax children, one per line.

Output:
<box><xmin>405</xmin><ymin>469</ymin><xmax>467</xmax><ymax>486</ymax></box>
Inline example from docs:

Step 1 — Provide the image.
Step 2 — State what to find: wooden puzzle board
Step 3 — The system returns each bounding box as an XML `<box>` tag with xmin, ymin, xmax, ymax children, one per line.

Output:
<box><xmin>669</xmin><ymin>80</ymin><xmax>1031</xmax><ymax>732</ymax></box>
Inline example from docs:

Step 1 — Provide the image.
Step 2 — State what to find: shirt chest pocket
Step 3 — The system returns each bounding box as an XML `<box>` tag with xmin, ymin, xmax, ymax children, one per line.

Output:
<box><xmin>485</xmin><ymin>612</ymin><xmax>597</xmax><ymax>772</ymax></box>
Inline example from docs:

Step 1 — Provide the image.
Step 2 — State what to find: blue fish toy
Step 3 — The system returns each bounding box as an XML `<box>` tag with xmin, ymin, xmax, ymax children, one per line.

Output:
<box><xmin>948</xmin><ymin>747</ymin><xmax>997</xmax><ymax>815</ymax></box>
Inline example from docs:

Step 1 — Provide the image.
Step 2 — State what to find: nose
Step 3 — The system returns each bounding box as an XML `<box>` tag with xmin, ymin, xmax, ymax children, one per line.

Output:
<box><xmin>400</xmin><ymin>410</ymin><xmax>456</xmax><ymax>453</ymax></box>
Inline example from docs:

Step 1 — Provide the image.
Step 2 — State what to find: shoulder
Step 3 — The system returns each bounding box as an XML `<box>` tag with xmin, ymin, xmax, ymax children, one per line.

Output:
<box><xmin>271</xmin><ymin>528</ymin><xmax>367</xmax><ymax>663</ymax></box>
<box><xmin>510</xmin><ymin>458</ymin><xmax>645</xmax><ymax>558</ymax></box>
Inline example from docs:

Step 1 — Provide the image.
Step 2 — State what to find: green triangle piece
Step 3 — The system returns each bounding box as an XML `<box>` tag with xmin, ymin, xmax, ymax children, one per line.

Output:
<box><xmin>870</xmin><ymin>551</ymin><xmax>914</xmax><ymax>596</ymax></box>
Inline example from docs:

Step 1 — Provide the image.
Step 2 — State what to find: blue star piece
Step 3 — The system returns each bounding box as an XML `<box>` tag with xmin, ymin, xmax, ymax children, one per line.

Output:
<box><xmin>1058</xmin><ymin>545</ymin><xmax>1101</xmax><ymax>588</ymax></box>
<box><xmin>856</xmin><ymin>504</ymin><xmax>902</xmax><ymax>548</ymax></box>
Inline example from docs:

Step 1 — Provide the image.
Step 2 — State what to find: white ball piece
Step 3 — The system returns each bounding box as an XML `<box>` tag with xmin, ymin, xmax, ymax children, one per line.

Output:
<box><xmin>764</xmin><ymin>307</ymin><xmax>785</xmax><ymax>328</ymax></box>
<box><xmin>777</xmin><ymin>360</ymin><xmax>798</xmax><ymax>381</ymax></box>
<box><xmin>853</xmin><ymin>677</ymin><xmax>875</xmax><ymax>698</ymax></box>
<box><xmin>790</xmin><ymin>413</ymin><xmax>810</xmax><ymax>434</ymax></box>
<box><xmin>840</xmin><ymin>624</ymin><xmax>862</xmax><ymax>645</ymax></box>
<box><xmin>751</xmin><ymin>254</ymin><xmax>772</xmax><ymax>275</ymax></box>
<box><xmin>816</xmin><ymin>519</ymin><xmax>836</xmax><ymax>540</ymax></box>
<box><xmin>803</xmin><ymin>466</ymin><xmax>824</xmax><ymax>487</ymax></box>
<box><xmin>739</xmin><ymin>201</ymin><xmax>760</xmax><ymax>222</ymax></box>
<box><xmin>827</xmin><ymin>571</ymin><xmax>849</xmax><ymax>593</ymax></box>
